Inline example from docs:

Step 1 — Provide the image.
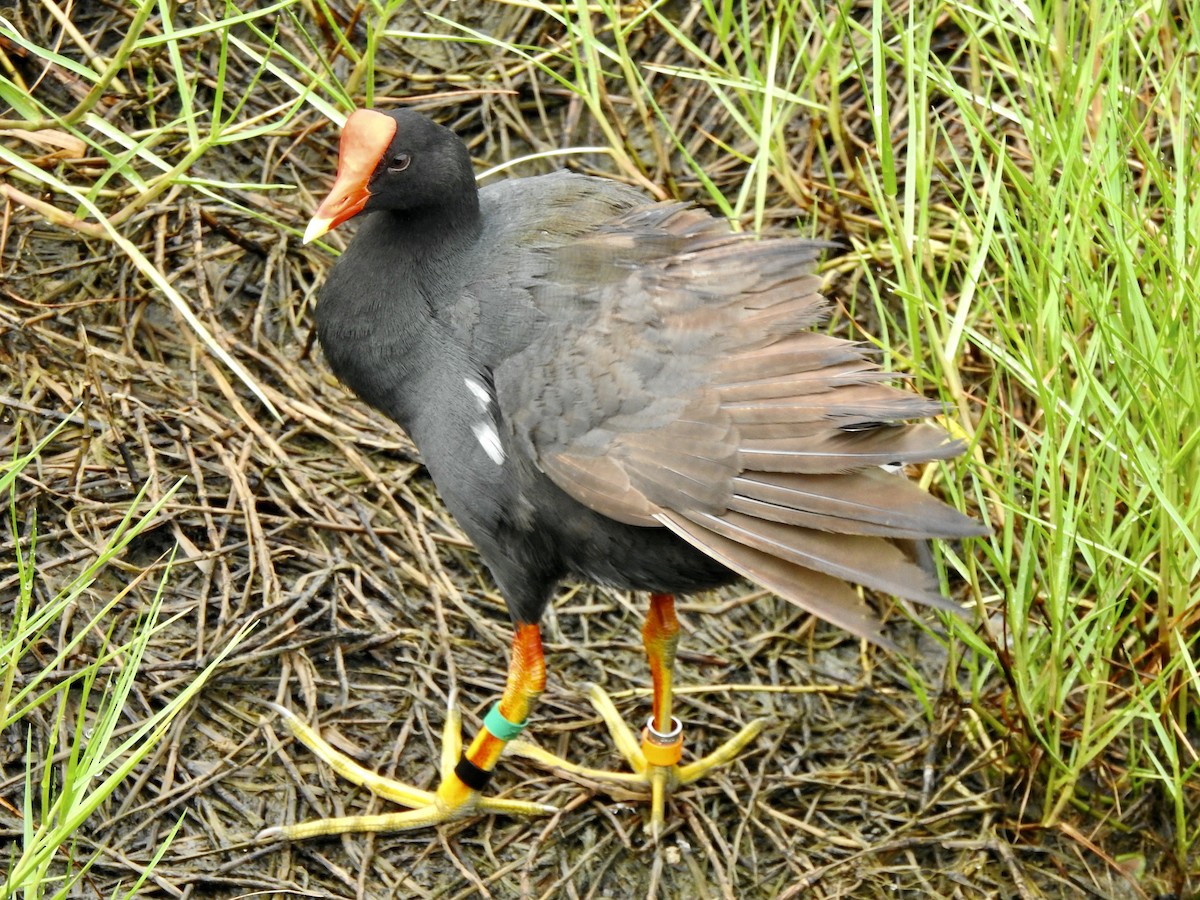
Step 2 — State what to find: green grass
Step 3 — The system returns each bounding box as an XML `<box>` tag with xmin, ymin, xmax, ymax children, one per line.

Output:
<box><xmin>2</xmin><ymin>0</ymin><xmax>1197</xmax><ymax>887</ymax></box>
<box><xmin>859</xmin><ymin>3</ymin><xmax>1200</xmax><ymax>855</ymax></box>
<box><xmin>1</xmin><ymin>423</ymin><xmax>251</xmax><ymax>899</ymax></box>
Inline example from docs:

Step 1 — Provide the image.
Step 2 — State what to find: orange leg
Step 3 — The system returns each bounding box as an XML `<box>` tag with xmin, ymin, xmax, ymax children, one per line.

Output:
<box><xmin>643</xmin><ymin>593</ymin><xmax>679</xmax><ymax>733</ymax></box>
<box><xmin>440</xmin><ymin>623</ymin><xmax>546</xmax><ymax>806</ymax></box>
<box><xmin>507</xmin><ymin>593</ymin><xmax>768</xmax><ymax>835</ymax></box>
<box><xmin>262</xmin><ymin>624</ymin><xmax>553</xmax><ymax>839</ymax></box>
<box><xmin>641</xmin><ymin>593</ymin><xmax>684</xmax><ymax>777</ymax></box>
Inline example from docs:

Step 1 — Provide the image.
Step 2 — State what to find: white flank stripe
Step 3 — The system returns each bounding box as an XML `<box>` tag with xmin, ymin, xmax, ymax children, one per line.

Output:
<box><xmin>464</xmin><ymin>377</ymin><xmax>492</xmax><ymax>411</ymax></box>
<box><xmin>473</xmin><ymin>421</ymin><xmax>505</xmax><ymax>465</ymax></box>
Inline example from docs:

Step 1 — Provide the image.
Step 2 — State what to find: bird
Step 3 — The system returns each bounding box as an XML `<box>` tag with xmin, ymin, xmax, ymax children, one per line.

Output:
<box><xmin>266</xmin><ymin>107</ymin><xmax>986</xmax><ymax>840</ymax></box>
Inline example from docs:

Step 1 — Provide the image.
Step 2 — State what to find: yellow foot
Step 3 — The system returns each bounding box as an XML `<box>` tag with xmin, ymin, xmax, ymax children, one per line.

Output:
<box><xmin>507</xmin><ymin>684</ymin><xmax>767</xmax><ymax>835</ymax></box>
<box><xmin>258</xmin><ymin>698</ymin><xmax>556</xmax><ymax>840</ymax></box>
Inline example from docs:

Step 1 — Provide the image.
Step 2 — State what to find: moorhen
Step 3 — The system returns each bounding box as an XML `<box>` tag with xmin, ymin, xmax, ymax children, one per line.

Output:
<box><xmin>269</xmin><ymin>108</ymin><xmax>985</xmax><ymax>838</ymax></box>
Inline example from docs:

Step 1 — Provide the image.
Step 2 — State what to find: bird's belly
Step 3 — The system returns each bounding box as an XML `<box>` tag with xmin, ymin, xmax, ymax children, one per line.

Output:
<box><xmin>551</xmin><ymin>503</ymin><xmax>736</xmax><ymax>596</ymax></box>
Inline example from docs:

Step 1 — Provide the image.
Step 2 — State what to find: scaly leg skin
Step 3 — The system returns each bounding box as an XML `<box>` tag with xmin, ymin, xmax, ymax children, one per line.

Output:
<box><xmin>259</xmin><ymin>624</ymin><xmax>555</xmax><ymax>839</ymax></box>
<box><xmin>509</xmin><ymin>593</ymin><xmax>767</xmax><ymax>836</ymax></box>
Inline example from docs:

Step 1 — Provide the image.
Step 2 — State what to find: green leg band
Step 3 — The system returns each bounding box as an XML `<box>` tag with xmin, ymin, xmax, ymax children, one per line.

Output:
<box><xmin>484</xmin><ymin>702</ymin><xmax>528</xmax><ymax>741</ymax></box>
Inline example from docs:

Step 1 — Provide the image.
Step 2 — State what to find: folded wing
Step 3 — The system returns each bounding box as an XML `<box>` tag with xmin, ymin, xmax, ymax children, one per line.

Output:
<box><xmin>496</xmin><ymin>199</ymin><xmax>986</xmax><ymax>643</ymax></box>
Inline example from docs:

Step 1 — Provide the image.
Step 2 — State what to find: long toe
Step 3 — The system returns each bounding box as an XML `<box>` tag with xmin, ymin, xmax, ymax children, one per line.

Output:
<box><xmin>506</xmin><ymin>683</ymin><xmax>768</xmax><ymax>832</ymax></box>
<box><xmin>260</xmin><ymin>703</ymin><xmax>554</xmax><ymax>839</ymax></box>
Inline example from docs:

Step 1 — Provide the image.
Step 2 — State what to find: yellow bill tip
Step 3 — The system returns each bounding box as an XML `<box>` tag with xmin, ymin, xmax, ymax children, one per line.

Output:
<box><xmin>302</xmin><ymin>215</ymin><xmax>333</xmax><ymax>245</ymax></box>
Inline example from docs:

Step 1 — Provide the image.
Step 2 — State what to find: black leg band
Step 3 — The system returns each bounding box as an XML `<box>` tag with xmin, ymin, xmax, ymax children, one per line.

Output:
<box><xmin>454</xmin><ymin>755</ymin><xmax>494</xmax><ymax>792</ymax></box>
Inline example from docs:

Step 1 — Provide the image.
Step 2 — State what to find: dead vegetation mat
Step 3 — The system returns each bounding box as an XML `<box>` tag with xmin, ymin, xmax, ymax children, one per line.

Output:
<box><xmin>0</xmin><ymin>1</ymin><xmax>1170</xmax><ymax>898</ymax></box>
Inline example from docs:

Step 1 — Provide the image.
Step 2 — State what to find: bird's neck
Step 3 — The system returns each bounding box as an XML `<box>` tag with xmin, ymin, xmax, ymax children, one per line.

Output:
<box><xmin>394</xmin><ymin>191</ymin><xmax>482</xmax><ymax>252</ymax></box>
<box><xmin>315</xmin><ymin>201</ymin><xmax>481</xmax><ymax>427</ymax></box>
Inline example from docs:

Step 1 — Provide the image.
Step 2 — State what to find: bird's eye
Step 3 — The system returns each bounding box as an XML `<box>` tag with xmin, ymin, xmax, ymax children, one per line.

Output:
<box><xmin>388</xmin><ymin>152</ymin><xmax>411</xmax><ymax>173</ymax></box>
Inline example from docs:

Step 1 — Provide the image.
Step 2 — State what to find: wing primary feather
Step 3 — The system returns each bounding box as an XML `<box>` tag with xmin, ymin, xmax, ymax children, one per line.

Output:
<box><xmin>656</xmin><ymin>512</ymin><xmax>894</xmax><ymax>647</ymax></box>
<box><xmin>674</xmin><ymin>509</ymin><xmax>951</xmax><ymax>606</ymax></box>
<box><xmin>732</xmin><ymin>470</ymin><xmax>989</xmax><ymax>538</ymax></box>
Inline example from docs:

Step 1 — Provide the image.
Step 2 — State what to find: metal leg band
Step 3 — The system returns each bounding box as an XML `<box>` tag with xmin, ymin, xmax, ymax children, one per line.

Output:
<box><xmin>641</xmin><ymin>716</ymin><xmax>684</xmax><ymax>767</ymax></box>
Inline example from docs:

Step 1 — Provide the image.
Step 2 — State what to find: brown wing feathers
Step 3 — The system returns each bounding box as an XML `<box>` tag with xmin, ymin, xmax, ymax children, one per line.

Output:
<box><xmin>737</xmin><ymin>424</ymin><xmax>965</xmax><ymax>473</ymax></box>
<box><xmin>656</xmin><ymin>513</ymin><xmax>894</xmax><ymax>645</ymax></box>
<box><xmin>729</xmin><ymin>469</ymin><xmax>983</xmax><ymax>538</ymax></box>
<box><xmin>540</xmin><ymin>203</ymin><xmax>984</xmax><ymax>640</ymax></box>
